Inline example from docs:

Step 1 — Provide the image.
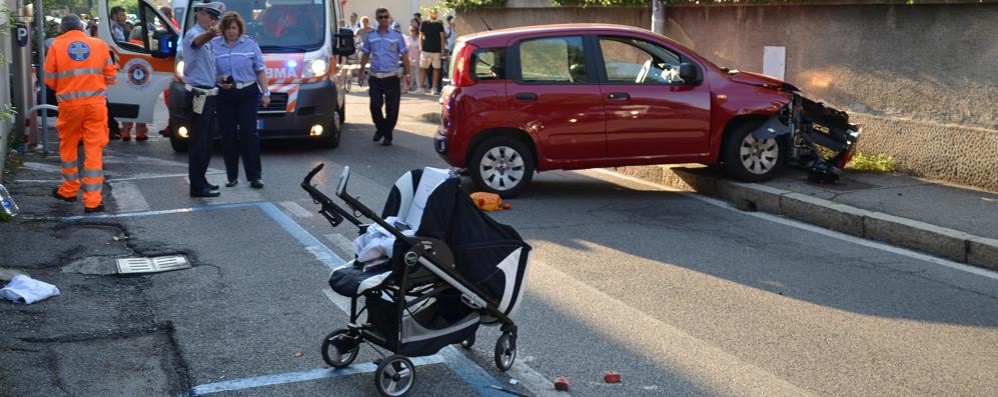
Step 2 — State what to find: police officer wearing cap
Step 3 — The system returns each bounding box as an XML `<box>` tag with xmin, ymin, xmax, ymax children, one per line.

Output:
<box><xmin>184</xmin><ymin>1</ymin><xmax>225</xmax><ymax>198</ymax></box>
<box><xmin>358</xmin><ymin>7</ymin><xmax>411</xmax><ymax>146</ymax></box>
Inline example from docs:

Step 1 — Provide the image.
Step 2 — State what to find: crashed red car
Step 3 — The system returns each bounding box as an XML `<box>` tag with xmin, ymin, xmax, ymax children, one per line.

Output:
<box><xmin>435</xmin><ymin>24</ymin><xmax>860</xmax><ymax>197</ymax></box>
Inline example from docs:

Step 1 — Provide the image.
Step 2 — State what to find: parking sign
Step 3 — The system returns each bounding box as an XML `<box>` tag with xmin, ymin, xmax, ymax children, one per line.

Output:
<box><xmin>14</xmin><ymin>24</ymin><xmax>29</xmax><ymax>47</ymax></box>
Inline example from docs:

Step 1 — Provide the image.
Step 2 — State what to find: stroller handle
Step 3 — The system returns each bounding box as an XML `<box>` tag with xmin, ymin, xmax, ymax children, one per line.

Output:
<box><xmin>301</xmin><ymin>163</ymin><xmax>362</xmax><ymax>227</ymax></box>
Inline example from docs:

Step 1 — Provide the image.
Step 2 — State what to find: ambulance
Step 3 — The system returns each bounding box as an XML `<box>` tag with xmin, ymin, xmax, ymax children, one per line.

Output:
<box><xmin>97</xmin><ymin>0</ymin><xmax>355</xmax><ymax>152</ymax></box>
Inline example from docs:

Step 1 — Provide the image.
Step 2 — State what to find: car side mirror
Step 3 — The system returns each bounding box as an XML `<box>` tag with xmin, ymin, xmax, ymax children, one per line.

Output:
<box><xmin>334</xmin><ymin>28</ymin><xmax>356</xmax><ymax>56</ymax></box>
<box><xmin>678</xmin><ymin>62</ymin><xmax>697</xmax><ymax>82</ymax></box>
<box><xmin>336</xmin><ymin>166</ymin><xmax>351</xmax><ymax>197</ymax></box>
<box><xmin>151</xmin><ymin>34</ymin><xmax>178</xmax><ymax>58</ymax></box>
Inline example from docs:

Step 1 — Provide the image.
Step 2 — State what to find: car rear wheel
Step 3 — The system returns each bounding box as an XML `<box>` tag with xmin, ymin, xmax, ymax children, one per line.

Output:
<box><xmin>469</xmin><ymin>137</ymin><xmax>535</xmax><ymax>198</ymax></box>
<box><xmin>722</xmin><ymin>121</ymin><xmax>785</xmax><ymax>182</ymax></box>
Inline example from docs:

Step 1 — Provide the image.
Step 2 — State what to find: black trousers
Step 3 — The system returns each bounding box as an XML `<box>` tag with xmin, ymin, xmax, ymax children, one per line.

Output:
<box><xmin>186</xmin><ymin>91</ymin><xmax>216</xmax><ymax>192</ymax></box>
<box><xmin>217</xmin><ymin>85</ymin><xmax>262</xmax><ymax>182</ymax></box>
<box><xmin>368</xmin><ymin>76</ymin><xmax>401</xmax><ymax>141</ymax></box>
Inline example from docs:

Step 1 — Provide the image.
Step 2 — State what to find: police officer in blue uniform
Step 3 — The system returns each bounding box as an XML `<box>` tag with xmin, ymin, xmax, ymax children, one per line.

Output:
<box><xmin>184</xmin><ymin>1</ymin><xmax>225</xmax><ymax>197</ymax></box>
<box><xmin>358</xmin><ymin>7</ymin><xmax>411</xmax><ymax>146</ymax></box>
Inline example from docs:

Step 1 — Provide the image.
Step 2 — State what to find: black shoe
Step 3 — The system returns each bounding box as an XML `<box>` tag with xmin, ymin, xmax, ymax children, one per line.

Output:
<box><xmin>372</xmin><ymin>132</ymin><xmax>383</xmax><ymax>142</ymax></box>
<box><xmin>250</xmin><ymin>180</ymin><xmax>264</xmax><ymax>189</ymax></box>
<box><xmin>381</xmin><ymin>139</ymin><xmax>392</xmax><ymax>146</ymax></box>
<box><xmin>84</xmin><ymin>204</ymin><xmax>105</xmax><ymax>213</ymax></box>
<box><xmin>109</xmin><ymin>133</ymin><xmax>121</xmax><ymax>140</ymax></box>
<box><xmin>52</xmin><ymin>187</ymin><xmax>77</xmax><ymax>202</ymax></box>
<box><xmin>158</xmin><ymin>128</ymin><xmax>169</xmax><ymax>137</ymax></box>
<box><xmin>190</xmin><ymin>189</ymin><xmax>221</xmax><ymax>198</ymax></box>
<box><xmin>225</xmin><ymin>180</ymin><xmax>238</xmax><ymax>187</ymax></box>
<box><xmin>207</xmin><ymin>183</ymin><xmax>219</xmax><ymax>190</ymax></box>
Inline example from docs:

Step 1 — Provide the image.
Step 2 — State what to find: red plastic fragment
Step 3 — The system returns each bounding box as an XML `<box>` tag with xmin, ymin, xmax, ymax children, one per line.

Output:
<box><xmin>603</xmin><ymin>371</ymin><xmax>621</xmax><ymax>383</ymax></box>
<box><xmin>553</xmin><ymin>376</ymin><xmax>571</xmax><ymax>391</ymax></box>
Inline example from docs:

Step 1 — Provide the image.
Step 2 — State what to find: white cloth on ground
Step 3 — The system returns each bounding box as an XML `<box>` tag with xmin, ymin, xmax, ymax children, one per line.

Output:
<box><xmin>0</xmin><ymin>274</ymin><xmax>61</xmax><ymax>304</ymax></box>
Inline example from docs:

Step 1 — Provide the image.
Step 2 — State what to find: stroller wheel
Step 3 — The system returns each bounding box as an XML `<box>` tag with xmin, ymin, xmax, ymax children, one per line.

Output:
<box><xmin>321</xmin><ymin>329</ymin><xmax>359</xmax><ymax>368</ymax></box>
<box><xmin>374</xmin><ymin>355</ymin><xmax>416</xmax><ymax>397</ymax></box>
<box><xmin>494</xmin><ymin>333</ymin><xmax>516</xmax><ymax>371</ymax></box>
<box><xmin>459</xmin><ymin>334</ymin><xmax>475</xmax><ymax>350</ymax></box>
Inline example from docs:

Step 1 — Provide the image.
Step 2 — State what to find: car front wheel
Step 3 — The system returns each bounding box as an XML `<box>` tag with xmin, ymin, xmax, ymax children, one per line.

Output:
<box><xmin>469</xmin><ymin>137</ymin><xmax>535</xmax><ymax>198</ymax></box>
<box><xmin>722</xmin><ymin>122</ymin><xmax>785</xmax><ymax>182</ymax></box>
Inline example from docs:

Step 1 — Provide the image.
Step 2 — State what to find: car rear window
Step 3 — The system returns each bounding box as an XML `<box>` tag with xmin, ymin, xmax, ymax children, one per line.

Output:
<box><xmin>517</xmin><ymin>36</ymin><xmax>587</xmax><ymax>83</ymax></box>
<box><xmin>473</xmin><ymin>48</ymin><xmax>505</xmax><ymax>81</ymax></box>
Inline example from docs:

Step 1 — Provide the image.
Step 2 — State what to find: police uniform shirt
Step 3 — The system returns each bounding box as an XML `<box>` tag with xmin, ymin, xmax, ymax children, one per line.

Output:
<box><xmin>210</xmin><ymin>35</ymin><xmax>265</xmax><ymax>84</ymax></box>
<box><xmin>183</xmin><ymin>24</ymin><xmax>216</xmax><ymax>87</ymax></box>
<box><xmin>362</xmin><ymin>28</ymin><xmax>407</xmax><ymax>74</ymax></box>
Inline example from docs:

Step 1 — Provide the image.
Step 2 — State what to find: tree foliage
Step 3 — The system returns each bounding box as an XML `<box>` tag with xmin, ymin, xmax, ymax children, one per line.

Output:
<box><xmin>440</xmin><ymin>0</ymin><xmax>507</xmax><ymax>10</ymax></box>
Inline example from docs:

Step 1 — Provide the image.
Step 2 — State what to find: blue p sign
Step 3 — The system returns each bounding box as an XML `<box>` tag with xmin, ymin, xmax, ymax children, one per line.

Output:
<box><xmin>14</xmin><ymin>24</ymin><xmax>29</xmax><ymax>47</ymax></box>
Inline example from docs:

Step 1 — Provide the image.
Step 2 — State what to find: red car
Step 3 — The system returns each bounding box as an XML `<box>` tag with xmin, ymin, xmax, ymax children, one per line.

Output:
<box><xmin>436</xmin><ymin>24</ymin><xmax>860</xmax><ymax>197</ymax></box>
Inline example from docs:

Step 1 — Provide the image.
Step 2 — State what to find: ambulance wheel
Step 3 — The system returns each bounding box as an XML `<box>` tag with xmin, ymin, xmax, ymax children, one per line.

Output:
<box><xmin>374</xmin><ymin>355</ymin><xmax>415</xmax><ymax>397</ymax></box>
<box><xmin>169</xmin><ymin>135</ymin><xmax>189</xmax><ymax>152</ymax></box>
<box><xmin>320</xmin><ymin>329</ymin><xmax>358</xmax><ymax>368</ymax></box>
<box><xmin>494</xmin><ymin>333</ymin><xmax>516</xmax><ymax>371</ymax></box>
<box><xmin>338</xmin><ymin>101</ymin><xmax>346</xmax><ymax>124</ymax></box>
<box><xmin>323</xmin><ymin>115</ymin><xmax>341</xmax><ymax>148</ymax></box>
<box><xmin>459</xmin><ymin>334</ymin><xmax>475</xmax><ymax>349</ymax></box>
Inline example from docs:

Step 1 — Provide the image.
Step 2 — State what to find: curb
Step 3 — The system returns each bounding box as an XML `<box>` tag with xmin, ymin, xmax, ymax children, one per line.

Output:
<box><xmin>610</xmin><ymin>165</ymin><xmax>998</xmax><ymax>271</ymax></box>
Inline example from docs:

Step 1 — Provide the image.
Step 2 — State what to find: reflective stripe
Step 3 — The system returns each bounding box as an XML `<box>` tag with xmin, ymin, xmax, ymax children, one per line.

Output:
<box><xmin>57</xmin><ymin>90</ymin><xmax>106</xmax><ymax>101</ymax></box>
<box><xmin>62</xmin><ymin>173</ymin><xmax>79</xmax><ymax>182</ymax></box>
<box><xmin>49</xmin><ymin>68</ymin><xmax>104</xmax><ymax>79</ymax></box>
<box><xmin>81</xmin><ymin>169</ymin><xmax>103</xmax><ymax>178</ymax></box>
<box><xmin>81</xmin><ymin>183</ymin><xmax>103</xmax><ymax>192</ymax></box>
<box><xmin>105</xmin><ymin>58</ymin><xmax>113</xmax><ymax>66</ymax></box>
<box><xmin>61</xmin><ymin>161</ymin><xmax>77</xmax><ymax>169</ymax></box>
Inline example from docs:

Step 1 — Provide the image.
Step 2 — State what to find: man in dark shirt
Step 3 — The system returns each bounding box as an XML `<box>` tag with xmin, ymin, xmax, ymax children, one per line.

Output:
<box><xmin>418</xmin><ymin>9</ymin><xmax>445</xmax><ymax>95</ymax></box>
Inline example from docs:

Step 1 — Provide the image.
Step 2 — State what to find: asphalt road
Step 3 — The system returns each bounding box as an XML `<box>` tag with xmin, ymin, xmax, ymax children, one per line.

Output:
<box><xmin>5</xmin><ymin>91</ymin><xmax>997</xmax><ymax>396</ymax></box>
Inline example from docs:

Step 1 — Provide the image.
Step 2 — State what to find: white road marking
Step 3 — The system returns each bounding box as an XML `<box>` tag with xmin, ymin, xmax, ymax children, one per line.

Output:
<box><xmin>321</xmin><ymin>287</ymin><xmax>353</xmax><ymax>314</ymax></box>
<box><xmin>280</xmin><ymin>201</ymin><xmax>314</xmax><ymax>218</ymax></box>
<box><xmin>21</xmin><ymin>162</ymin><xmax>63</xmax><ymax>173</ymax></box>
<box><xmin>324</xmin><ymin>233</ymin><xmax>356</xmax><ymax>255</ymax></box>
<box><xmin>15</xmin><ymin>172</ymin><xmax>224</xmax><ymax>184</ymax></box>
<box><xmin>530</xmin><ymin>260</ymin><xmax>812</xmax><ymax>397</ymax></box>
<box><xmin>109</xmin><ymin>181</ymin><xmax>151</xmax><ymax>213</ymax></box>
<box><xmin>588</xmin><ymin>168</ymin><xmax>998</xmax><ymax>282</ymax></box>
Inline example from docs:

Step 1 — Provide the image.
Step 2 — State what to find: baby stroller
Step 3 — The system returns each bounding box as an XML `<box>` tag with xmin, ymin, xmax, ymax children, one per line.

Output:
<box><xmin>301</xmin><ymin>164</ymin><xmax>531</xmax><ymax>396</ymax></box>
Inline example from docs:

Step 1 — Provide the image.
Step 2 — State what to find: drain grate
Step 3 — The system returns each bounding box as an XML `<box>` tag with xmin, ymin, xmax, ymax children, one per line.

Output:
<box><xmin>116</xmin><ymin>255</ymin><xmax>191</xmax><ymax>274</ymax></box>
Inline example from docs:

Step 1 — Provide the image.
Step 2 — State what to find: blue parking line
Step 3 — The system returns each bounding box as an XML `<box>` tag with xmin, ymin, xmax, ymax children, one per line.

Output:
<box><xmin>70</xmin><ymin>201</ymin><xmax>509</xmax><ymax>395</ymax></box>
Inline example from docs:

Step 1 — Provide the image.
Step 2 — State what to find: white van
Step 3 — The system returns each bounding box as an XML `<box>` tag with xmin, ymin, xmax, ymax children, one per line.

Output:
<box><xmin>98</xmin><ymin>0</ymin><xmax>356</xmax><ymax>151</ymax></box>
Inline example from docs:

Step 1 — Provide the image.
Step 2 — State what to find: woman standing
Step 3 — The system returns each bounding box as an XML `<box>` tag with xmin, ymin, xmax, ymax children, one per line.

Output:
<box><xmin>211</xmin><ymin>12</ymin><xmax>270</xmax><ymax>189</ymax></box>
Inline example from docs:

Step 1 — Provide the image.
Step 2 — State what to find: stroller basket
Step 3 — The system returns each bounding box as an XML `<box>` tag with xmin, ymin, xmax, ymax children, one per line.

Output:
<box><xmin>302</xmin><ymin>164</ymin><xmax>530</xmax><ymax>397</ymax></box>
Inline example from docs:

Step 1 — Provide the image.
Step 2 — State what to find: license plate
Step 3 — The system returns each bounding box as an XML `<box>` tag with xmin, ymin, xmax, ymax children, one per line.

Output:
<box><xmin>256</xmin><ymin>119</ymin><xmax>263</xmax><ymax>129</ymax></box>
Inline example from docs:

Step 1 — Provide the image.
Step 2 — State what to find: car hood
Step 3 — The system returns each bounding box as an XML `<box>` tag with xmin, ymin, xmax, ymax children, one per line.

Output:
<box><xmin>728</xmin><ymin>70</ymin><xmax>799</xmax><ymax>92</ymax></box>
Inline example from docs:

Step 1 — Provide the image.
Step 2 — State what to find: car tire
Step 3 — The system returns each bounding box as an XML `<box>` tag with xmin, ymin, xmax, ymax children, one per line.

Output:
<box><xmin>722</xmin><ymin>121</ymin><xmax>786</xmax><ymax>182</ymax></box>
<box><xmin>338</xmin><ymin>101</ymin><xmax>346</xmax><ymax>124</ymax></box>
<box><xmin>169</xmin><ymin>134</ymin><xmax>189</xmax><ymax>153</ymax></box>
<box><xmin>469</xmin><ymin>137</ymin><xmax>535</xmax><ymax>198</ymax></box>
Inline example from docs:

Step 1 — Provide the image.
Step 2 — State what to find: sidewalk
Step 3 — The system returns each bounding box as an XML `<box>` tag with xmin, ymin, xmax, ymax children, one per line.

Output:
<box><xmin>612</xmin><ymin>165</ymin><xmax>998</xmax><ymax>271</ymax></box>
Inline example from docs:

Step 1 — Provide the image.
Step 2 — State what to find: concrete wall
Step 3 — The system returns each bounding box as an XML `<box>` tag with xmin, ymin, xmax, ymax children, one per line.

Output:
<box><xmin>454</xmin><ymin>5</ymin><xmax>998</xmax><ymax>192</ymax></box>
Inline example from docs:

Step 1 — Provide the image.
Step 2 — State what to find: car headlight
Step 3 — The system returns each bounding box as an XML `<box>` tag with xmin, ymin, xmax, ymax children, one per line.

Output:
<box><xmin>308</xmin><ymin>58</ymin><xmax>328</xmax><ymax>77</ymax></box>
<box><xmin>175</xmin><ymin>60</ymin><xmax>185</xmax><ymax>78</ymax></box>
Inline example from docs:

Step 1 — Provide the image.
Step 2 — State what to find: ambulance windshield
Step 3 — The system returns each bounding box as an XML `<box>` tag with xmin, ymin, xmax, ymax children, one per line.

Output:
<box><xmin>186</xmin><ymin>0</ymin><xmax>326</xmax><ymax>52</ymax></box>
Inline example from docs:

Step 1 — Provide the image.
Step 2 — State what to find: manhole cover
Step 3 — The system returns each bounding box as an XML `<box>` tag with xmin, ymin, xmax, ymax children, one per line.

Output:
<box><xmin>806</xmin><ymin>178</ymin><xmax>878</xmax><ymax>192</ymax></box>
<box><xmin>116</xmin><ymin>255</ymin><xmax>190</xmax><ymax>274</ymax></box>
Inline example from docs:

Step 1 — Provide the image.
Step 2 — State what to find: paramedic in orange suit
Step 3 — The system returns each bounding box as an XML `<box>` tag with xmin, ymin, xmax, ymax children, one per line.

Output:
<box><xmin>45</xmin><ymin>14</ymin><xmax>117</xmax><ymax>213</ymax></box>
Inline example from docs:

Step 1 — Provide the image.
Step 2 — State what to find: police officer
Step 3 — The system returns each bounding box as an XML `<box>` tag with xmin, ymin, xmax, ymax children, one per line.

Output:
<box><xmin>358</xmin><ymin>7</ymin><xmax>411</xmax><ymax>146</ymax></box>
<box><xmin>45</xmin><ymin>14</ymin><xmax>117</xmax><ymax>213</ymax></box>
<box><xmin>184</xmin><ymin>1</ymin><xmax>225</xmax><ymax>198</ymax></box>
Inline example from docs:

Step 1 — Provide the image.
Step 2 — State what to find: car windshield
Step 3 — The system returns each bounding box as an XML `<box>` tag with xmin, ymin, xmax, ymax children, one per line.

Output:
<box><xmin>183</xmin><ymin>0</ymin><xmax>326</xmax><ymax>52</ymax></box>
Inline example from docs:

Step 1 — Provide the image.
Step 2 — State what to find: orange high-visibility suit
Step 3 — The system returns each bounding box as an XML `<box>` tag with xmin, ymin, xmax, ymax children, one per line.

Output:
<box><xmin>44</xmin><ymin>29</ymin><xmax>117</xmax><ymax>210</ymax></box>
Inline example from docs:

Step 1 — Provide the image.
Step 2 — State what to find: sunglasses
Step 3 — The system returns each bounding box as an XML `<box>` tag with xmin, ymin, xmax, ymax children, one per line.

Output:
<box><xmin>376</xmin><ymin>15</ymin><xmax>390</xmax><ymax>20</ymax></box>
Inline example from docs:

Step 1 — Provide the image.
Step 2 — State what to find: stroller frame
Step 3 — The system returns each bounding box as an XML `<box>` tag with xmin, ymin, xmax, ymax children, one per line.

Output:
<box><xmin>302</xmin><ymin>164</ymin><xmax>519</xmax><ymax>396</ymax></box>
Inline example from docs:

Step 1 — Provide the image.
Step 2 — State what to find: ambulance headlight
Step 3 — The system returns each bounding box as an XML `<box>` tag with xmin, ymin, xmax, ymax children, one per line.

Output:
<box><xmin>308</xmin><ymin>58</ymin><xmax>328</xmax><ymax>76</ymax></box>
<box><xmin>175</xmin><ymin>60</ymin><xmax>185</xmax><ymax>78</ymax></box>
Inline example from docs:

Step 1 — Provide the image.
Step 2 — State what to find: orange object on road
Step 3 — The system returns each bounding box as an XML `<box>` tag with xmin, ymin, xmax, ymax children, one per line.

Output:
<box><xmin>471</xmin><ymin>192</ymin><xmax>502</xmax><ymax>211</ymax></box>
<box><xmin>553</xmin><ymin>376</ymin><xmax>571</xmax><ymax>391</ymax></box>
<box><xmin>44</xmin><ymin>29</ymin><xmax>116</xmax><ymax>210</ymax></box>
<box><xmin>603</xmin><ymin>371</ymin><xmax>621</xmax><ymax>383</ymax></box>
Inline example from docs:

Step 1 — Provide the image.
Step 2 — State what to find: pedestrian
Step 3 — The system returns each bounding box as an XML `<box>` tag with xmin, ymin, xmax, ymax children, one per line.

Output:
<box><xmin>212</xmin><ymin>11</ymin><xmax>269</xmax><ymax>189</ymax></box>
<box><xmin>353</xmin><ymin>16</ymin><xmax>373</xmax><ymax>82</ymax></box>
<box><xmin>404</xmin><ymin>25</ymin><xmax>420</xmax><ymax>92</ymax></box>
<box><xmin>183</xmin><ymin>1</ymin><xmax>226</xmax><ymax>198</ymax></box>
<box><xmin>443</xmin><ymin>15</ymin><xmax>456</xmax><ymax>80</ymax></box>
<box><xmin>160</xmin><ymin>6</ymin><xmax>180</xmax><ymax>29</ymax></box>
<box><xmin>45</xmin><ymin>14</ymin><xmax>117</xmax><ymax>213</ymax></box>
<box><xmin>109</xmin><ymin>6</ymin><xmax>128</xmax><ymax>43</ymax></box>
<box><xmin>358</xmin><ymin>7</ymin><xmax>411</xmax><ymax>146</ymax></box>
<box><xmin>418</xmin><ymin>8</ymin><xmax>445</xmax><ymax>95</ymax></box>
<box><xmin>348</xmin><ymin>12</ymin><xmax>360</xmax><ymax>32</ymax></box>
<box><xmin>120</xmin><ymin>27</ymin><xmax>149</xmax><ymax>141</ymax></box>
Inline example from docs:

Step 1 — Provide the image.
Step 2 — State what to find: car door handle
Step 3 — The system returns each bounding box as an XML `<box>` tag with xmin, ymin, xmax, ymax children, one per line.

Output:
<box><xmin>515</xmin><ymin>92</ymin><xmax>538</xmax><ymax>101</ymax></box>
<box><xmin>608</xmin><ymin>92</ymin><xmax>630</xmax><ymax>101</ymax></box>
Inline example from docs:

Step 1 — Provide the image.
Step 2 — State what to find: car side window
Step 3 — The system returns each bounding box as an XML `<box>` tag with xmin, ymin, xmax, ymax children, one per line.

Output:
<box><xmin>473</xmin><ymin>48</ymin><xmax>505</xmax><ymax>81</ymax></box>
<box><xmin>599</xmin><ymin>36</ymin><xmax>684</xmax><ymax>85</ymax></box>
<box><xmin>517</xmin><ymin>36</ymin><xmax>587</xmax><ymax>83</ymax></box>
